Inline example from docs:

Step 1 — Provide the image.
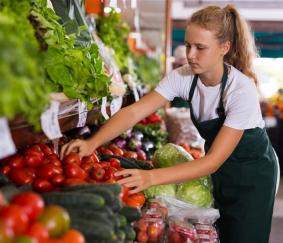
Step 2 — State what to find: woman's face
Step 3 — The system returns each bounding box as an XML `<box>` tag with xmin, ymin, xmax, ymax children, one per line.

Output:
<box><xmin>185</xmin><ymin>24</ymin><xmax>229</xmax><ymax>74</ymax></box>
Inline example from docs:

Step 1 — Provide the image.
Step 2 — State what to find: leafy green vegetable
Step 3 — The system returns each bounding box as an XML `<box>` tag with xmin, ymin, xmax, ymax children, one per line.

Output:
<box><xmin>0</xmin><ymin>0</ymin><xmax>49</xmax><ymax>129</ymax></box>
<box><xmin>132</xmin><ymin>54</ymin><xmax>161</xmax><ymax>89</ymax></box>
<box><xmin>152</xmin><ymin>143</ymin><xmax>193</xmax><ymax>168</ymax></box>
<box><xmin>144</xmin><ymin>184</ymin><xmax>176</xmax><ymax>199</ymax></box>
<box><xmin>30</xmin><ymin>0</ymin><xmax>110</xmax><ymax>108</ymax></box>
<box><xmin>176</xmin><ymin>180</ymin><xmax>213</xmax><ymax>208</ymax></box>
<box><xmin>96</xmin><ymin>9</ymin><xmax>130</xmax><ymax>72</ymax></box>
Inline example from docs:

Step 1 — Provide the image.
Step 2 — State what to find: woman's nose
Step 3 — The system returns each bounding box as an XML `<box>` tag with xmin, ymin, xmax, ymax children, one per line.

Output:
<box><xmin>186</xmin><ymin>47</ymin><xmax>196</xmax><ymax>60</ymax></box>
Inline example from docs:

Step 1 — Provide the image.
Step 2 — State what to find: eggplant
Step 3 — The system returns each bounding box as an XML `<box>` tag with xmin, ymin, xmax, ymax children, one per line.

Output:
<box><xmin>142</xmin><ymin>141</ymin><xmax>154</xmax><ymax>152</ymax></box>
<box><xmin>131</xmin><ymin>131</ymin><xmax>144</xmax><ymax>141</ymax></box>
<box><xmin>114</xmin><ymin>138</ymin><xmax>127</xmax><ymax>148</ymax></box>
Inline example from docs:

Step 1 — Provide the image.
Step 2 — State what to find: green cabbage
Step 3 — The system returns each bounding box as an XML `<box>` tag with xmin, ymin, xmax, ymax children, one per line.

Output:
<box><xmin>176</xmin><ymin>180</ymin><xmax>213</xmax><ymax>208</ymax></box>
<box><xmin>153</xmin><ymin>143</ymin><xmax>193</xmax><ymax>168</ymax></box>
<box><xmin>144</xmin><ymin>184</ymin><xmax>176</xmax><ymax>199</ymax></box>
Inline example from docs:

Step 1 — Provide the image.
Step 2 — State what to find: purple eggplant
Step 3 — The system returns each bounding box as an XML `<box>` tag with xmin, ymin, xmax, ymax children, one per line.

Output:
<box><xmin>114</xmin><ymin>138</ymin><xmax>127</xmax><ymax>148</ymax></box>
<box><xmin>131</xmin><ymin>131</ymin><xmax>144</xmax><ymax>141</ymax></box>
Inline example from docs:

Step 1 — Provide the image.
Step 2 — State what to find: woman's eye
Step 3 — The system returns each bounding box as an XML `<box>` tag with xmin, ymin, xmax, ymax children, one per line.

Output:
<box><xmin>197</xmin><ymin>46</ymin><xmax>205</xmax><ymax>50</ymax></box>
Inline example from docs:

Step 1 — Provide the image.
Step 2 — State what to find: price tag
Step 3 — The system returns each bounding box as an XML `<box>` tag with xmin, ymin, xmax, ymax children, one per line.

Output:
<box><xmin>41</xmin><ymin>101</ymin><xmax>62</xmax><ymax>140</ymax></box>
<box><xmin>264</xmin><ymin>116</ymin><xmax>277</xmax><ymax>128</ymax></box>
<box><xmin>77</xmin><ymin>100</ymin><xmax>88</xmax><ymax>127</ymax></box>
<box><xmin>110</xmin><ymin>96</ymin><xmax>123</xmax><ymax>116</ymax></box>
<box><xmin>101</xmin><ymin>97</ymin><xmax>109</xmax><ymax>120</ymax></box>
<box><xmin>133</xmin><ymin>86</ymin><xmax>140</xmax><ymax>102</ymax></box>
<box><xmin>0</xmin><ymin>118</ymin><xmax>16</xmax><ymax>159</ymax></box>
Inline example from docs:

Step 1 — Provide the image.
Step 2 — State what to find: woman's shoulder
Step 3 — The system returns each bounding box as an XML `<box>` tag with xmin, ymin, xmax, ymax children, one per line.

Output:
<box><xmin>228</xmin><ymin>65</ymin><xmax>256</xmax><ymax>90</ymax></box>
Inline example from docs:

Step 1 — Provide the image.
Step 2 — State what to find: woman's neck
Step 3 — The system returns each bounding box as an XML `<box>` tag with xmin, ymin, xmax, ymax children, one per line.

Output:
<box><xmin>199</xmin><ymin>63</ymin><xmax>224</xmax><ymax>87</ymax></box>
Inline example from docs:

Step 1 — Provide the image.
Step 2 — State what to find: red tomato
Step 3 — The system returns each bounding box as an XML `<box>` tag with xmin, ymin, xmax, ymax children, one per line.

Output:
<box><xmin>97</xmin><ymin>146</ymin><xmax>106</xmax><ymax>154</ymax></box>
<box><xmin>90</xmin><ymin>153</ymin><xmax>100</xmax><ymax>163</ymax></box>
<box><xmin>63</xmin><ymin>152</ymin><xmax>81</xmax><ymax>166</ymax></box>
<box><xmin>64</xmin><ymin>164</ymin><xmax>87</xmax><ymax>180</ymax></box>
<box><xmin>47</xmin><ymin>154</ymin><xmax>59</xmax><ymax>161</ymax></box>
<box><xmin>36</xmin><ymin>164</ymin><xmax>57</xmax><ymax>180</ymax></box>
<box><xmin>25</xmin><ymin>147</ymin><xmax>44</xmax><ymax>159</ymax></box>
<box><xmin>48</xmin><ymin>158</ymin><xmax>62</xmax><ymax>167</ymax></box>
<box><xmin>38</xmin><ymin>144</ymin><xmax>54</xmax><ymax>156</ymax></box>
<box><xmin>32</xmin><ymin>179</ymin><xmax>53</xmax><ymax>193</ymax></box>
<box><xmin>137</xmin><ymin>218</ymin><xmax>148</xmax><ymax>232</ymax></box>
<box><xmin>26</xmin><ymin>222</ymin><xmax>49</xmax><ymax>243</ymax></box>
<box><xmin>0</xmin><ymin>219</ymin><xmax>14</xmax><ymax>243</ymax></box>
<box><xmin>51</xmin><ymin>174</ymin><xmax>65</xmax><ymax>187</ymax></box>
<box><xmin>0</xmin><ymin>165</ymin><xmax>11</xmax><ymax>176</ymax></box>
<box><xmin>90</xmin><ymin>167</ymin><xmax>105</xmax><ymax>181</ymax></box>
<box><xmin>169</xmin><ymin>231</ymin><xmax>182</xmax><ymax>243</ymax></box>
<box><xmin>25</xmin><ymin>154</ymin><xmax>42</xmax><ymax>168</ymax></box>
<box><xmin>110</xmin><ymin>147</ymin><xmax>124</xmax><ymax>156</ymax></box>
<box><xmin>147</xmin><ymin>223</ymin><xmax>162</xmax><ymax>241</ymax></box>
<box><xmin>123</xmin><ymin>151</ymin><xmax>138</xmax><ymax>159</ymax></box>
<box><xmin>9</xmin><ymin>168</ymin><xmax>33</xmax><ymax>186</ymax></box>
<box><xmin>109</xmin><ymin>158</ymin><xmax>121</xmax><ymax>169</ymax></box>
<box><xmin>100</xmin><ymin>149</ymin><xmax>113</xmax><ymax>156</ymax></box>
<box><xmin>11</xmin><ymin>192</ymin><xmax>44</xmax><ymax>222</ymax></box>
<box><xmin>119</xmin><ymin>186</ymin><xmax>129</xmax><ymax>202</ymax></box>
<box><xmin>137</xmin><ymin>150</ymin><xmax>147</xmax><ymax>160</ymax></box>
<box><xmin>0</xmin><ymin>204</ymin><xmax>28</xmax><ymax>235</ymax></box>
<box><xmin>63</xmin><ymin>178</ymin><xmax>88</xmax><ymax>187</ymax></box>
<box><xmin>61</xmin><ymin>229</ymin><xmax>85</xmax><ymax>243</ymax></box>
<box><xmin>137</xmin><ymin>231</ymin><xmax>148</xmax><ymax>242</ymax></box>
<box><xmin>104</xmin><ymin>167</ymin><xmax>118</xmax><ymax>181</ymax></box>
<box><xmin>81</xmin><ymin>156</ymin><xmax>93</xmax><ymax>165</ymax></box>
<box><xmin>107</xmin><ymin>143</ymin><xmax>118</xmax><ymax>150</ymax></box>
<box><xmin>8</xmin><ymin>155</ymin><xmax>25</xmax><ymax>169</ymax></box>
<box><xmin>25</xmin><ymin>167</ymin><xmax>36</xmax><ymax>178</ymax></box>
<box><xmin>99</xmin><ymin>161</ymin><xmax>110</xmax><ymax>169</ymax></box>
<box><xmin>81</xmin><ymin>162</ymin><xmax>93</xmax><ymax>173</ymax></box>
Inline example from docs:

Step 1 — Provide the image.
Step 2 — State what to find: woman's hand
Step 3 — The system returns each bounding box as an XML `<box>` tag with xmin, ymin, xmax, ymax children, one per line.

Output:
<box><xmin>116</xmin><ymin>169</ymin><xmax>155</xmax><ymax>194</ymax></box>
<box><xmin>60</xmin><ymin>139</ymin><xmax>94</xmax><ymax>159</ymax></box>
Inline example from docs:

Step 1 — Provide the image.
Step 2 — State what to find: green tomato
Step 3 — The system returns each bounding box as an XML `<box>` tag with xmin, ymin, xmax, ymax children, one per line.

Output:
<box><xmin>38</xmin><ymin>205</ymin><xmax>70</xmax><ymax>238</ymax></box>
<box><xmin>13</xmin><ymin>236</ymin><xmax>34</xmax><ymax>243</ymax></box>
<box><xmin>0</xmin><ymin>220</ymin><xmax>13</xmax><ymax>243</ymax></box>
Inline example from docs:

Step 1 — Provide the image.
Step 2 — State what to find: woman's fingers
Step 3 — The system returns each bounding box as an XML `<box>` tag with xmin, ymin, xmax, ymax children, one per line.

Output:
<box><xmin>115</xmin><ymin>169</ymin><xmax>138</xmax><ymax>177</ymax></box>
<box><xmin>60</xmin><ymin>139</ymin><xmax>81</xmax><ymax>159</ymax></box>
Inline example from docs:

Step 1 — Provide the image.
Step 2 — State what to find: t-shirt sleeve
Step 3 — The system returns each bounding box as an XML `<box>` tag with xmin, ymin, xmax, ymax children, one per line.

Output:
<box><xmin>223</xmin><ymin>81</ymin><xmax>262</xmax><ymax>130</ymax></box>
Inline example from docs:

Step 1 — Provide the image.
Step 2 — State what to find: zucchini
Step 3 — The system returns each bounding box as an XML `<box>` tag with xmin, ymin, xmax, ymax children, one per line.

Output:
<box><xmin>74</xmin><ymin>188</ymin><xmax>115</xmax><ymax>206</ymax></box>
<box><xmin>71</xmin><ymin>218</ymin><xmax>117</xmax><ymax>242</ymax></box>
<box><xmin>61</xmin><ymin>183</ymin><xmax>122</xmax><ymax>196</ymax></box>
<box><xmin>111</xmin><ymin>197</ymin><xmax>122</xmax><ymax>212</ymax></box>
<box><xmin>120</xmin><ymin>206</ymin><xmax>141</xmax><ymax>222</ymax></box>
<box><xmin>42</xmin><ymin>192</ymin><xmax>105</xmax><ymax>210</ymax></box>
<box><xmin>100</xmin><ymin>154</ymin><xmax>153</xmax><ymax>170</ymax></box>
<box><xmin>0</xmin><ymin>173</ymin><xmax>11</xmax><ymax>186</ymax></box>
<box><xmin>0</xmin><ymin>184</ymin><xmax>20</xmax><ymax>200</ymax></box>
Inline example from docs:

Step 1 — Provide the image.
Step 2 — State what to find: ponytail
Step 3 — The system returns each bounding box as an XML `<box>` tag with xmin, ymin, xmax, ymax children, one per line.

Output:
<box><xmin>187</xmin><ymin>5</ymin><xmax>259</xmax><ymax>85</ymax></box>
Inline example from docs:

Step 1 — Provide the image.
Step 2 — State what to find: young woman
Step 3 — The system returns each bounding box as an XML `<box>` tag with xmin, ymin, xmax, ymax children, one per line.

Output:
<box><xmin>61</xmin><ymin>5</ymin><xmax>279</xmax><ymax>243</ymax></box>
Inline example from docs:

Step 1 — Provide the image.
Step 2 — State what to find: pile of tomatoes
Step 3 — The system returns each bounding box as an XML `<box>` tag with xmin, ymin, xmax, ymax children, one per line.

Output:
<box><xmin>0</xmin><ymin>143</ymin><xmax>144</xmax><ymax>193</ymax></box>
<box><xmin>0</xmin><ymin>191</ymin><xmax>84</xmax><ymax>243</ymax></box>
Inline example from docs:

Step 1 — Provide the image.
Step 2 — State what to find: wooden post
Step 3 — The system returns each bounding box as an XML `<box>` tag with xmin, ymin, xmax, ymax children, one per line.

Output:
<box><xmin>164</xmin><ymin>0</ymin><xmax>172</xmax><ymax>75</ymax></box>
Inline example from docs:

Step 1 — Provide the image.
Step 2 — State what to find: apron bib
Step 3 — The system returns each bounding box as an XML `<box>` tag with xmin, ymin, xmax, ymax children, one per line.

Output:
<box><xmin>187</xmin><ymin>65</ymin><xmax>277</xmax><ymax>243</ymax></box>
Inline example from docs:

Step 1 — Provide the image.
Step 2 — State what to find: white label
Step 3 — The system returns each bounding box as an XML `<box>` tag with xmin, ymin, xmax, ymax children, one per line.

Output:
<box><xmin>0</xmin><ymin>118</ymin><xmax>16</xmax><ymax>159</ymax></box>
<box><xmin>41</xmin><ymin>101</ymin><xmax>62</xmax><ymax>140</ymax></box>
<box><xmin>77</xmin><ymin>100</ymin><xmax>88</xmax><ymax>127</ymax></box>
<box><xmin>101</xmin><ymin>97</ymin><xmax>109</xmax><ymax>120</ymax></box>
<box><xmin>264</xmin><ymin>116</ymin><xmax>277</xmax><ymax>128</ymax></box>
<box><xmin>133</xmin><ymin>86</ymin><xmax>139</xmax><ymax>102</ymax></box>
<box><xmin>110</xmin><ymin>96</ymin><xmax>123</xmax><ymax>116</ymax></box>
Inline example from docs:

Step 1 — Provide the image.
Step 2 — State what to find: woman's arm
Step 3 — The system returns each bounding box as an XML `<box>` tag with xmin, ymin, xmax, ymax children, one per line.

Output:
<box><xmin>60</xmin><ymin>91</ymin><xmax>168</xmax><ymax>158</ymax></box>
<box><xmin>117</xmin><ymin>125</ymin><xmax>244</xmax><ymax>193</ymax></box>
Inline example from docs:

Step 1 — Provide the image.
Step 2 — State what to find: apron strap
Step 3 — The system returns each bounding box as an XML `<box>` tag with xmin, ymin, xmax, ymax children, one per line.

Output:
<box><xmin>216</xmin><ymin>64</ymin><xmax>228</xmax><ymax>117</ymax></box>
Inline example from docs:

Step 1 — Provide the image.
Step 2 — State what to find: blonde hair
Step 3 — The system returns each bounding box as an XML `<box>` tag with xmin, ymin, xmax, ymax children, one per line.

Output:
<box><xmin>187</xmin><ymin>5</ymin><xmax>258</xmax><ymax>84</ymax></box>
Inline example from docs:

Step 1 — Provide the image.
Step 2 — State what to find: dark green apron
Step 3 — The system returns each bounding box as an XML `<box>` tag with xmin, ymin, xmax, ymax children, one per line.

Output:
<box><xmin>187</xmin><ymin>65</ymin><xmax>277</xmax><ymax>243</ymax></box>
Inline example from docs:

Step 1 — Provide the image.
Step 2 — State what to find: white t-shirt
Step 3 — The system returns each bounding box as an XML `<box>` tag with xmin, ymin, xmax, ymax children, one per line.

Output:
<box><xmin>155</xmin><ymin>64</ymin><xmax>265</xmax><ymax>130</ymax></box>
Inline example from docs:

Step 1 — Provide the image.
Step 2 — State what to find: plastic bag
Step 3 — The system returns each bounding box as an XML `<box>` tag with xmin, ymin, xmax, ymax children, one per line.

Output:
<box><xmin>165</xmin><ymin>108</ymin><xmax>204</xmax><ymax>148</ymax></box>
<box><xmin>155</xmin><ymin>196</ymin><xmax>219</xmax><ymax>225</ymax></box>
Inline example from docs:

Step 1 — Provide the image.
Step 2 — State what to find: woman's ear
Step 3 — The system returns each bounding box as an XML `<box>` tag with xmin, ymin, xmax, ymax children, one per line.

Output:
<box><xmin>221</xmin><ymin>41</ymin><xmax>231</xmax><ymax>55</ymax></box>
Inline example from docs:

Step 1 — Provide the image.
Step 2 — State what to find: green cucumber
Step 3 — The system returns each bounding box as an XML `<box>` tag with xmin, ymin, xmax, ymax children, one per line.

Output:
<box><xmin>42</xmin><ymin>192</ymin><xmax>105</xmax><ymax>210</ymax></box>
<box><xmin>71</xmin><ymin>218</ymin><xmax>117</xmax><ymax>242</ymax></box>
<box><xmin>120</xmin><ymin>206</ymin><xmax>142</xmax><ymax>222</ymax></box>
<box><xmin>123</xmin><ymin>224</ymin><xmax>136</xmax><ymax>241</ymax></box>
<box><xmin>61</xmin><ymin>183</ymin><xmax>122</xmax><ymax>196</ymax></box>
